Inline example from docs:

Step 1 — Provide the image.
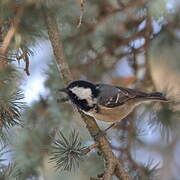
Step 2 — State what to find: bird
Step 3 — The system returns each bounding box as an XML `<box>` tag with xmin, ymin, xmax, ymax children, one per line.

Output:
<box><xmin>59</xmin><ymin>80</ymin><xmax>168</xmax><ymax>130</ymax></box>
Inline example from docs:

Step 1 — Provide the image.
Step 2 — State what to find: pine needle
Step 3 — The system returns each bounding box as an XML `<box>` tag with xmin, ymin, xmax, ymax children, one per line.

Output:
<box><xmin>50</xmin><ymin>130</ymin><xmax>86</xmax><ymax>171</ymax></box>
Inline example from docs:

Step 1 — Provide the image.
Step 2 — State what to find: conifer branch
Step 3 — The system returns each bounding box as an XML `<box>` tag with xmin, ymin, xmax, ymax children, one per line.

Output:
<box><xmin>0</xmin><ymin>6</ymin><xmax>24</xmax><ymax>74</ymax></box>
<box><xmin>43</xmin><ymin>8</ymin><xmax>131</xmax><ymax>180</ymax></box>
<box><xmin>43</xmin><ymin>9</ymin><xmax>72</xmax><ymax>85</ymax></box>
<box><xmin>0</xmin><ymin>5</ymin><xmax>24</xmax><ymax>68</ymax></box>
<box><xmin>81</xmin><ymin>143</ymin><xmax>99</xmax><ymax>155</ymax></box>
<box><xmin>50</xmin><ymin>130</ymin><xmax>85</xmax><ymax>171</ymax></box>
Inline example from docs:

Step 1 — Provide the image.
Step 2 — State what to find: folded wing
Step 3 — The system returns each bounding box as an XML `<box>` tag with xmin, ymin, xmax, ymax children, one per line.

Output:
<box><xmin>96</xmin><ymin>84</ymin><xmax>138</xmax><ymax>108</ymax></box>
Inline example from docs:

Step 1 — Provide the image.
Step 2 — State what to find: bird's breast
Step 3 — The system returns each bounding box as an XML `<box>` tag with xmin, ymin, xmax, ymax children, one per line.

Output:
<box><xmin>85</xmin><ymin>104</ymin><xmax>134</xmax><ymax>123</ymax></box>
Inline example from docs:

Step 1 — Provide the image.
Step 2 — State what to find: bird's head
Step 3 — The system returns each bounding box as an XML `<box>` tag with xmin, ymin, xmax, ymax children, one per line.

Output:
<box><xmin>59</xmin><ymin>80</ymin><xmax>99</xmax><ymax>111</ymax></box>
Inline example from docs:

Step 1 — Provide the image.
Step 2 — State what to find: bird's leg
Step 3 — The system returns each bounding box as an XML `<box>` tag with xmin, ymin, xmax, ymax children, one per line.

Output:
<box><xmin>93</xmin><ymin>123</ymin><xmax>117</xmax><ymax>139</ymax></box>
<box><xmin>92</xmin><ymin>105</ymin><xmax>107</xmax><ymax>139</ymax></box>
<box><xmin>93</xmin><ymin>130</ymin><xmax>106</xmax><ymax>140</ymax></box>
<box><xmin>93</xmin><ymin>105</ymin><xmax>117</xmax><ymax>139</ymax></box>
<box><xmin>104</xmin><ymin>123</ymin><xmax>117</xmax><ymax>132</ymax></box>
<box><xmin>94</xmin><ymin>104</ymin><xmax>100</xmax><ymax>113</ymax></box>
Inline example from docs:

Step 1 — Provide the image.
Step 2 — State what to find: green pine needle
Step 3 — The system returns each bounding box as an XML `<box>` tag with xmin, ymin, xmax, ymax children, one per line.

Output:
<box><xmin>50</xmin><ymin>130</ymin><xmax>85</xmax><ymax>171</ymax></box>
<box><xmin>148</xmin><ymin>99</ymin><xmax>180</xmax><ymax>141</ymax></box>
<box><xmin>0</xmin><ymin>89</ymin><xmax>25</xmax><ymax>128</ymax></box>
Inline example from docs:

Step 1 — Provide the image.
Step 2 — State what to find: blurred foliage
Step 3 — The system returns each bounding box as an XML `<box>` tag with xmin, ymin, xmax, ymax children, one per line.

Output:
<box><xmin>132</xmin><ymin>158</ymin><xmax>160</xmax><ymax>180</ymax></box>
<box><xmin>0</xmin><ymin>0</ymin><xmax>180</xmax><ymax>179</ymax></box>
<box><xmin>0</xmin><ymin>65</ymin><xmax>25</xmax><ymax>143</ymax></box>
<box><xmin>0</xmin><ymin>146</ymin><xmax>20</xmax><ymax>180</ymax></box>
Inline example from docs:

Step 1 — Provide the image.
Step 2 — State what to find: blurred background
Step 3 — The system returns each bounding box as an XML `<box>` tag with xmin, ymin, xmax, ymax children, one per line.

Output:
<box><xmin>0</xmin><ymin>0</ymin><xmax>180</xmax><ymax>179</ymax></box>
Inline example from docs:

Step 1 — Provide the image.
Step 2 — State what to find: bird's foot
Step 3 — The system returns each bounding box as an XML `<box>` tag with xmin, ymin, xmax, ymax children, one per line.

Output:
<box><xmin>104</xmin><ymin>123</ymin><xmax>117</xmax><ymax>132</ymax></box>
<box><xmin>93</xmin><ymin>130</ymin><xmax>106</xmax><ymax>140</ymax></box>
<box><xmin>92</xmin><ymin>123</ymin><xmax>118</xmax><ymax>139</ymax></box>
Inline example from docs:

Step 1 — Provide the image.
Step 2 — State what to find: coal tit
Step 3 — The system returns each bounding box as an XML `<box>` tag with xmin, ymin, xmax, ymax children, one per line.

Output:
<box><xmin>60</xmin><ymin>80</ymin><xmax>168</xmax><ymax>123</ymax></box>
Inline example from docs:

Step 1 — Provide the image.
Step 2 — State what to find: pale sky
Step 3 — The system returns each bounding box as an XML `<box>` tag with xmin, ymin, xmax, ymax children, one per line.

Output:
<box><xmin>20</xmin><ymin>40</ymin><xmax>52</xmax><ymax>104</ymax></box>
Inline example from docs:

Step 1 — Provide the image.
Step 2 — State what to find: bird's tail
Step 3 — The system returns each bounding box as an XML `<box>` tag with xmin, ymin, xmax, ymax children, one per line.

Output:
<box><xmin>137</xmin><ymin>92</ymin><xmax>168</xmax><ymax>102</ymax></box>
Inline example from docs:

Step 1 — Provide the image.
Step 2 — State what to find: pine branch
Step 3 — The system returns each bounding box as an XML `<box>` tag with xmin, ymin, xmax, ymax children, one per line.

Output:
<box><xmin>50</xmin><ymin>130</ymin><xmax>84</xmax><ymax>171</ymax></box>
<box><xmin>0</xmin><ymin>65</ymin><xmax>25</xmax><ymax>143</ymax></box>
<box><xmin>50</xmin><ymin>130</ymin><xmax>99</xmax><ymax>171</ymax></box>
<box><xmin>42</xmin><ymin>9</ymin><xmax>72</xmax><ymax>85</ymax></box>
<box><xmin>0</xmin><ymin>5</ymin><xmax>24</xmax><ymax>69</ymax></box>
<box><xmin>43</xmin><ymin>8</ymin><xmax>131</xmax><ymax>180</ymax></box>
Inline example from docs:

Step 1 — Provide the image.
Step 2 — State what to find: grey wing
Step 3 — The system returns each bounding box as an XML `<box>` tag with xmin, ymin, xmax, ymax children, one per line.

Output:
<box><xmin>96</xmin><ymin>84</ymin><xmax>137</xmax><ymax>108</ymax></box>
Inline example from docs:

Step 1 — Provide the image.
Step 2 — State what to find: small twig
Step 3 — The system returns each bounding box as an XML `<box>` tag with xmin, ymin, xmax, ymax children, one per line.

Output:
<box><xmin>43</xmin><ymin>8</ymin><xmax>72</xmax><ymax>85</ymax></box>
<box><xmin>16</xmin><ymin>47</ymin><xmax>30</xmax><ymax>76</ymax></box>
<box><xmin>22</xmin><ymin>50</ymin><xmax>30</xmax><ymax>76</ymax></box>
<box><xmin>77</xmin><ymin>0</ymin><xmax>85</xmax><ymax>28</ymax></box>
<box><xmin>66</xmin><ymin>0</ymin><xmax>146</xmax><ymax>42</ymax></box>
<box><xmin>81</xmin><ymin>143</ymin><xmax>99</xmax><ymax>155</ymax></box>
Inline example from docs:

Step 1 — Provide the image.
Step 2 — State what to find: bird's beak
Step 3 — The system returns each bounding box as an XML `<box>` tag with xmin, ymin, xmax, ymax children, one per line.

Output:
<box><xmin>59</xmin><ymin>88</ymin><xmax>68</xmax><ymax>94</ymax></box>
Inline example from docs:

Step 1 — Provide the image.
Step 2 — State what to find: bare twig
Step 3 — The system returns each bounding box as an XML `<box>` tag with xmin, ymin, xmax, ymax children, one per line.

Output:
<box><xmin>77</xmin><ymin>0</ymin><xmax>85</xmax><ymax>28</ymax></box>
<box><xmin>21</xmin><ymin>48</ymin><xmax>30</xmax><ymax>76</ymax></box>
<box><xmin>43</xmin><ymin>8</ymin><xmax>131</xmax><ymax>180</ymax></box>
<box><xmin>0</xmin><ymin>6</ymin><xmax>24</xmax><ymax>55</ymax></box>
<box><xmin>43</xmin><ymin>10</ymin><xmax>72</xmax><ymax>85</ymax></box>
<box><xmin>0</xmin><ymin>5</ymin><xmax>24</xmax><ymax>69</ymax></box>
<box><xmin>81</xmin><ymin>143</ymin><xmax>99</xmax><ymax>155</ymax></box>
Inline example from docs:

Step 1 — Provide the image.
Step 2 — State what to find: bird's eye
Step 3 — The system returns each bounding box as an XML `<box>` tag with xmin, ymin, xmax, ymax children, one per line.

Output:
<box><xmin>74</xmin><ymin>94</ymin><xmax>80</xmax><ymax>100</ymax></box>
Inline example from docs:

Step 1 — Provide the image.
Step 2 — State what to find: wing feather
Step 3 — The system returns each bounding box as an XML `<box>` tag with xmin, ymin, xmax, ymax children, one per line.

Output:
<box><xmin>96</xmin><ymin>84</ymin><xmax>142</xmax><ymax>108</ymax></box>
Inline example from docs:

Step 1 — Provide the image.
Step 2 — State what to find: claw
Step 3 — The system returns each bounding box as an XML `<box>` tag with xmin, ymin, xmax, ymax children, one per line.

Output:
<box><xmin>93</xmin><ymin>130</ymin><xmax>106</xmax><ymax>139</ymax></box>
<box><xmin>93</xmin><ymin>123</ymin><xmax>117</xmax><ymax>139</ymax></box>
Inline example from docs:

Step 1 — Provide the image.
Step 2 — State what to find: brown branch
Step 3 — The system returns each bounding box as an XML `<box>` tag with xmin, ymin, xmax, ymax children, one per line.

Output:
<box><xmin>43</xmin><ymin>8</ymin><xmax>131</xmax><ymax>180</ymax></box>
<box><xmin>23</xmin><ymin>54</ymin><xmax>30</xmax><ymax>76</ymax></box>
<box><xmin>81</xmin><ymin>143</ymin><xmax>99</xmax><ymax>155</ymax></box>
<box><xmin>20</xmin><ymin>47</ymin><xmax>30</xmax><ymax>76</ymax></box>
<box><xmin>115</xmin><ymin>160</ymin><xmax>130</xmax><ymax>179</ymax></box>
<box><xmin>43</xmin><ymin>10</ymin><xmax>72</xmax><ymax>85</ymax></box>
<box><xmin>0</xmin><ymin>5</ymin><xmax>24</xmax><ymax>69</ymax></box>
<box><xmin>77</xmin><ymin>110</ymin><xmax>119</xmax><ymax>180</ymax></box>
<box><xmin>0</xmin><ymin>6</ymin><xmax>24</xmax><ymax>55</ymax></box>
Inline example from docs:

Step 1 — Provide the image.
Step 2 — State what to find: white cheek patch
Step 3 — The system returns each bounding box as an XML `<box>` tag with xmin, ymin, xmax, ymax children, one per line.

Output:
<box><xmin>70</xmin><ymin>87</ymin><xmax>92</xmax><ymax>99</ymax></box>
<box><xmin>70</xmin><ymin>87</ymin><xmax>96</xmax><ymax>106</ymax></box>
